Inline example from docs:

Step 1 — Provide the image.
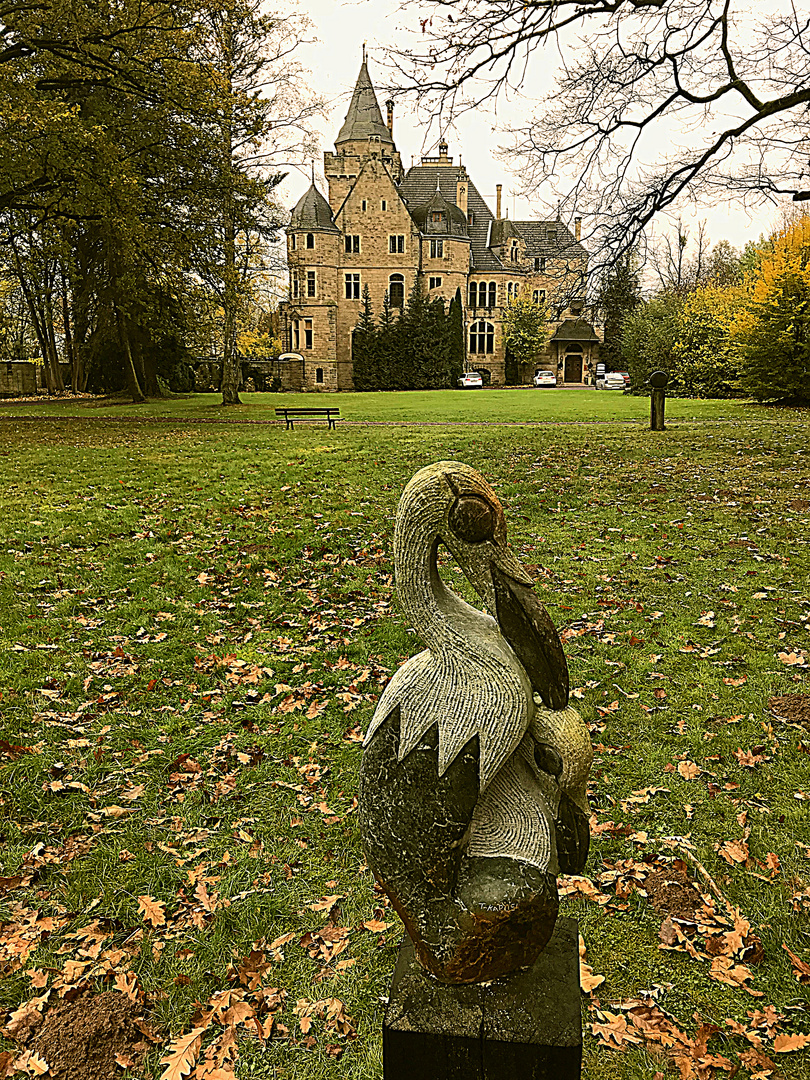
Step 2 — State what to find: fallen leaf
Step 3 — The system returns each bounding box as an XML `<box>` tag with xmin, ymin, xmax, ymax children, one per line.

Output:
<box><xmin>159</xmin><ymin>1027</ymin><xmax>206</xmax><ymax>1080</ymax></box>
<box><xmin>137</xmin><ymin>895</ymin><xmax>166</xmax><ymax>927</ymax></box>
<box><xmin>677</xmin><ymin>760</ymin><xmax>701</xmax><ymax>781</ymax></box>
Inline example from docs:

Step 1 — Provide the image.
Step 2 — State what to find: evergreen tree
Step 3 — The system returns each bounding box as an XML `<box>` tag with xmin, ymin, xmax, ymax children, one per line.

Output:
<box><xmin>447</xmin><ymin>287</ymin><xmax>465</xmax><ymax>386</ymax></box>
<box><xmin>351</xmin><ymin>284</ymin><xmax>377</xmax><ymax>390</ymax></box>
<box><xmin>598</xmin><ymin>254</ymin><xmax>642</xmax><ymax>371</ymax></box>
<box><xmin>376</xmin><ymin>290</ymin><xmax>399</xmax><ymax>389</ymax></box>
<box><xmin>403</xmin><ymin>274</ymin><xmax>433</xmax><ymax>389</ymax></box>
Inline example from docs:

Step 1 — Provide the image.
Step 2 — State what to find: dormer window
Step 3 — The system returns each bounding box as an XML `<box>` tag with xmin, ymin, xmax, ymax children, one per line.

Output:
<box><xmin>431</xmin><ymin>212</ymin><xmax>443</xmax><ymax>224</ymax></box>
<box><xmin>306</xmin><ymin>233</ymin><xmax>314</xmax><ymax>249</ymax></box>
<box><xmin>468</xmin><ymin>212</ymin><xmax>474</xmax><ymax>226</ymax></box>
<box><xmin>534</xmin><ymin>257</ymin><xmax>546</xmax><ymax>272</ymax></box>
<box><xmin>510</xmin><ymin>240</ymin><xmax>518</xmax><ymax>263</ymax></box>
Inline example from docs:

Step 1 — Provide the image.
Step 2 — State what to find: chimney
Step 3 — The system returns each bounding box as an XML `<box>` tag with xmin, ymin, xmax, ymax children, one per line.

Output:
<box><xmin>575</xmin><ymin>217</ymin><xmax>582</xmax><ymax>241</ymax></box>
<box><xmin>496</xmin><ymin>184</ymin><xmax>502</xmax><ymax>220</ymax></box>
<box><xmin>456</xmin><ymin>172</ymin><xmax>468</xmax><ymax>216</ymax></box>
<box><xmin>386</xmin><ymin>99</ymin><xmax>394</xmax><ymax>135</ymax></box>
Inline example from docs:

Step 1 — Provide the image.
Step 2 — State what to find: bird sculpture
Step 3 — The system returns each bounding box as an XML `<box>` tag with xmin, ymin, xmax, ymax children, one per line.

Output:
<box><xmin>359</xmin><ymin>462</ymin><xmax>592</xmax><ymax>985</ymax></box>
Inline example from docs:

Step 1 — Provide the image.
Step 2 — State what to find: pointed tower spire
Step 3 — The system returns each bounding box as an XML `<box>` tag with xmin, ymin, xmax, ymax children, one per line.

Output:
<box><xmin>335</xmin><ymin>56</ymin><xmax>394</xmax><ymax>148</ymax></box>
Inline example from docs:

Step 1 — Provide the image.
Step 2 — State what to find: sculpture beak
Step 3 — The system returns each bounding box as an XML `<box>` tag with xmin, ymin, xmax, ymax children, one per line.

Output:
<box><xmin>489</xmin><ymin>551</ymin><xmax>570</xmax><ymax>713</ymax></box>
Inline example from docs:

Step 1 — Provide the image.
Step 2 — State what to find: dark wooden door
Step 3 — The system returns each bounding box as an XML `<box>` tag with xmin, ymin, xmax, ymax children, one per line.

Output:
<box><xmin>564</xmin><ymin>351</ymin><xmax>583</xmax><ymax>382</ymax></box>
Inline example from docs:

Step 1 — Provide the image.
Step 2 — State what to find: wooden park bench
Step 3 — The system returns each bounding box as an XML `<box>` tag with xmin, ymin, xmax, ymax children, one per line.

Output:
<box><xmin>275</xmin><ymin>406</ymin><xmax>341</xmax><ymax>431</ymax></box>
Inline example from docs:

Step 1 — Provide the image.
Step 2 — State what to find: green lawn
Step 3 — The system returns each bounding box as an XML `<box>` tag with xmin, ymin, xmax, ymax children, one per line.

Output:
<box><xmin>0</xmin><ymin>398</ymin><xmax>809</xmax><ymax>1079</ymax></box>
<box><xmin>0</xmin><ymin>385</ymin><xmax>770</xmax><ymax>424</ymax></box>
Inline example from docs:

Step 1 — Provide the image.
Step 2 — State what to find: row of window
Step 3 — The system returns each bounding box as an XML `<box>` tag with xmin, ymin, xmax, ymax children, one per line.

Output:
<box><xmin>468</xmin><ymin>282</ymin><xmax>546</xmax><ymax>307</ymax></box>
<box><xmin>291</xmin><ymin>318</ymin><xmax>496</xmax><ymax>356</ymax></box>
<box><xmin>292</xmin><ymin>233</ymin><xmax>548</xmax><ymax>273</ymax></box>
<box><xmin>295</xmin><ymin>272</ymin><xmax>541</xmax><ymax>305</ymax></box>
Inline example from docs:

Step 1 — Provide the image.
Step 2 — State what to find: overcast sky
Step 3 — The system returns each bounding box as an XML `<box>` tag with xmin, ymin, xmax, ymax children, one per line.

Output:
<box><xmin>276</xmin><ymin>0</ymin><xmax>783</xmax><ymax>261</ymax></box>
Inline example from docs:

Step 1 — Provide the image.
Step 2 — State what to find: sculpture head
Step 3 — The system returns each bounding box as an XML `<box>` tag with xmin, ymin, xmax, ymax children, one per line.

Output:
<box><xmin>394</xmin><ymin>460</ymin><xmax>533</xmax><ymax>618</ymax></box>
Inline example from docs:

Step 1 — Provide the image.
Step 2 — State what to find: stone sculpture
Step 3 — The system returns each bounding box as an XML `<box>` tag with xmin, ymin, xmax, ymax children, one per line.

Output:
<box><xmin>359</xmin><ymin>462</ymin><xmax>592</xmax><ymax>985</ymax></box>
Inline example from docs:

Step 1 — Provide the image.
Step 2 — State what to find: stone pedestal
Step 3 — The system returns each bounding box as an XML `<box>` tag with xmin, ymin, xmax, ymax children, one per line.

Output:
<box><xmin>650</xmin><ymin>387</ymin><xmax>666</xmax><ymax>430</ymax></box>
<box><xmin>383</xmin><ymin>917</ymin><xmax>581</xmax><ymax>1080</ymax></box>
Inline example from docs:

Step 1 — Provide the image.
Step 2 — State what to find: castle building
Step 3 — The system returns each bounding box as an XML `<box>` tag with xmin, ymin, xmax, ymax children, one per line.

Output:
<box><xmin>281</xmin><ymin>58</ymin><xmax>600</xmax><ymax>390</ymax></box>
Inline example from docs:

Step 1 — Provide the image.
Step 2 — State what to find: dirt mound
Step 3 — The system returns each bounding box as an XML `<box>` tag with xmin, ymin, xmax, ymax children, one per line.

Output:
<box><xmin>644</xmin><ymin>861</ymin><xmax>701</xmax><ymax>920</ymax></box>
<box><xmin>769</xmin><ymin>694</ymin><xmax>810</xmax><ymax>727</ymax></box>
<box><xmin>30</xmin><ymin>992</ymin><xmax>150</xmax><ymax>1080</ymax></box>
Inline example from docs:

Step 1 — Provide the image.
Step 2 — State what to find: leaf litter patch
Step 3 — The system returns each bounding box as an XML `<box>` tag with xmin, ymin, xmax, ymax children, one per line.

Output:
<box><xmin>16</xmin><ymin>991</ymin><xmax>153</xmax><ymax>1079</ymax></box>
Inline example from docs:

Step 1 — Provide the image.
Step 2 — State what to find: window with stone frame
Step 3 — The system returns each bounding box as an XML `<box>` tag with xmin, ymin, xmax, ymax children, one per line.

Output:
<box><xmin>534</xmin><ymin>257</ymin><xmax>546</xmax><ymax>272</ymax></box>
<box><xmin>292</xmin><ymin>275</ymin><xmax>299</xmax><ymax>300</ymax></box>
<box><xmin>488</xmin><ymin>281</ymin><xmax>496</xmax><ymax>308</ymax></box>
<box><xmin>510</xmin><ymin>241</ymin><xmax>518</xmax><ymax>262</ymax></box>
<box><xmin>306</xmin><ymin>233</ymin><xmax>314</xmax><ymax>249</ymax></box>
<box><xmin>469</xmin><ymin>282</ymin><xmax>477</xmax><ymax>307</ymax></box>
<box><xmin>292</xmin><ymin>321</ymin><xmax>300</xmax><ymax>350</ymax></box>
<box><xmin>389</xmin><ymin>235</ymin><xmax>405</xmax><ymax>254</ymax></box>
<box><xmin>381</xmin><ymin>199</ymin><xmax>387</xmax><ymax>211</ymax></box>
<box><xmin>345</xmin><ymin>235</ymin><xmax>360</xmax><ymax>254</ymax></box>
<box><xmin>315</xmin><ymin>367</ymin><xmax>324</xmax><ymax>384</ymax></box>
<box><xmin>290</xmin><ymin>233</ymin><xmax>296</xmax><ymax>250</ymax></box>
<box><xmin>469</xmin><ymin>320</ymin><xmax>494</xmax><ymax>354</ymax></box>
<box><xmin>307</xmin><ymin>271</ymin><xmax>316</xmax><ymax>298</ymax></box>
<box><xmin>304</xmin><ymin>319</ymin><xmax>313</xmax><ymax>349</ymax></box>
<box><xmin>344</xmin><ymin>273</ymin><xmax>361</xmax><ymax>300</ymax></box>
<box><xmin>533</xmin><ymin>289</ymin><xmax>546</xmax><ymax>305</ymax></box>
<box><xmin>429</xmin><ymin>276</ymin><xmax>442</xmax><ymax>290</ymax></box>
<box><xmin>389</xmin><ymin>274</ymin><xmax>405</xmax><ymax>308</ymax></box>
<box><xmin>430</xmin><ymin>239</ymin><xmax>444</xmax><ymax>258</ymax></box>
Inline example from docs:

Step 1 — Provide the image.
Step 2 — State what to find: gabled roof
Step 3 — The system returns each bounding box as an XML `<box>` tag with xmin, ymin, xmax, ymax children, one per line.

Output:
<box><xmin>513</xmin><ymin>219</ymin><xmax>588</xmax><ymax>261</ymax></box>
<box><xmin>335</xmin><ymin>62</ymin><xmax>394</xmax><ymax>148</ymax></box>
<box><xmin>399</xmin><ymin>165</ymin><xmax>503</xmax><ymax>271</ymax></box>
<box><xmin>551</xmin><ymin>318</ymin><xmax>599</xmax><ymax>342</ymax></box>
<box><xmin>409</xmin><ymin>186</ymin><xmax>469</xmax><ymax>237</ymax></box>
<box><xmin>289</xmin><ymin>183</ymin><xmax>338</xmax><ymax>232</ymax></box>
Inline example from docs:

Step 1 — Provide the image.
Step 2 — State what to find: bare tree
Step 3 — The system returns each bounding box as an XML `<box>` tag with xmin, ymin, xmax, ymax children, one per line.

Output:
<box><xmin>389</xmin><ymin>0</ymin><xmax>810</xmax><ymax>271</ymax></box>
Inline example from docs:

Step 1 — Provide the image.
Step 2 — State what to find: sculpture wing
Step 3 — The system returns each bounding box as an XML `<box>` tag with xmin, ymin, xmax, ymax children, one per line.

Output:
<box><xmin>364</xmin><ymin>644</ymin><xmax>530</xmax><ymax>792</ymax></box>
<box><xmin>491</xmin><ymin>565</ymin><xmax>569</xmax><ymax>711</ymax></box>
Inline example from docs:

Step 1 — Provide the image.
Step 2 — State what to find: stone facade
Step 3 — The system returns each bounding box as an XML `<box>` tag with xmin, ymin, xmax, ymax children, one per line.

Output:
<box><xmin>281</xmin><ymin>60</ymin><xmax>601</xmax><ymax>391</ymax></box>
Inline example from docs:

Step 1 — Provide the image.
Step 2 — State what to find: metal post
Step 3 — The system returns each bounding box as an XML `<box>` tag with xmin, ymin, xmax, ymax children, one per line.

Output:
<box><xmin>647</xmin><ymin>370</ymin><xmax>668</xmax><ymax>431</ymax></box>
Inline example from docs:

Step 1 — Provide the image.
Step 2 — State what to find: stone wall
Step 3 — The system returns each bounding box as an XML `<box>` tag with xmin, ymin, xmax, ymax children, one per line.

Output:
<box><xmin>0</xmin><ymin>362</ymin><xmax>39</xmax><ymax>397</ymax></box>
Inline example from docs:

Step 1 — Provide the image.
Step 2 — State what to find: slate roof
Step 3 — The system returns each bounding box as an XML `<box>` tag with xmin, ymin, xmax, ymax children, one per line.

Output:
<box><xmin>335</xmin><ymin>62</ymin><xmax>394</xmax><ymax>148</ymax></box>
<box><xmin>289</xmin><ymin>183</ymin><xmax>338</xmax><ymax>232</ymax></box>
<box><xmin>399</xmin><ymin>165</ymin><xmax>504</xmax><ymax>272</ymax></box>
<box><xmin>551</xmin><ymin>318</ymin><xmax>599</xmax><ymax>342</ymax></box>
<box><xmin>513</xmin><ymin>219</ymin><xmax>588</xmax><ymax>261</ymax></box>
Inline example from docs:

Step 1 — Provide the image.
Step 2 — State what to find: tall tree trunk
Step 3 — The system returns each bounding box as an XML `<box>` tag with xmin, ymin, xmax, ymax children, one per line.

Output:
<box><xmin>220</xmin><ymin>53</ymin><xmax>241</xmax><ymax>406</ymax></box>
<box><xmin>43</xmin><ymin>282</ymin><xmax>65</xmax><ymax>391</ymax></box>
<box><xmin>60</xmin><ymin>263</ymin><xmax>78</xmax><ymax>391</ymax></box>
<box><xmin>115</xmin><ymin>305</ymin><xmax>146</xmax><ymax>403</ymax></box>
<box><xmin>107</xmin><ymin>237</ymin><xmax>145</xmax><ymax>402</ymax></box>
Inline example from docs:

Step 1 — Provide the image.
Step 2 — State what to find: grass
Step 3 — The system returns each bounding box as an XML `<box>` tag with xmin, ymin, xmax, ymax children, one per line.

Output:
<box><xmin>0</xmin><ymin>392</ymin><xmax>809</xmax><ymax>1078</ymax></box>
<box><xmin>0</xmin><ymin>385</ymin><xmax>773</xmax><ymax>424</ymax></box>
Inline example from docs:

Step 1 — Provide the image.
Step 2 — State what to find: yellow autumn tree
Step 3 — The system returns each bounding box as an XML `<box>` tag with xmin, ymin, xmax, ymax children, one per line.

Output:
<box><xmin>673</xmin><ymin>281</ymin><xmax>746</xmax><ymax>397</ymax></box>
<box><xmin>735</xmin><ymin>214</ymin><xmax>810</xmax><ymax>402</ymax></box>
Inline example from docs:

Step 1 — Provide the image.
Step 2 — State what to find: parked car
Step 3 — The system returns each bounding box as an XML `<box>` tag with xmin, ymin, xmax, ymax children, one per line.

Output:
<box><xmin>533</xmin><ymin>370</ymin><xmax>557</xmax><ymax>387</ymax></box>
<box><xmin>594</xmin><ymin>363</ymin><xmax>606</xmax><ymax>387</ymax></box>
<box><xmin>458</xmin><ymin>371</ymin><xmax>483</xmax><ymax>388</ymax></box>
<box><xmin>617</xmin><ymin>371</ymin><xmax>631</xmax><ymax>387</ymax></box>
<box><xmin>602</xmin><ymin>371</ymin><xmax>627</xmax><ymax>390</ymax></box>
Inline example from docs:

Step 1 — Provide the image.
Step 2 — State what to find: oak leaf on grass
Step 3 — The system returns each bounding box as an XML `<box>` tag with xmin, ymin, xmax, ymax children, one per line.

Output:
<box><xmin>137</xmin><ymin>895</ymin><xmax>167</xmax><ymax>927</ymax></box>
<box><xmin>159</xmin><ymin>1027</ymin><xmax>206</xmax><ymax>1080</ymax></box>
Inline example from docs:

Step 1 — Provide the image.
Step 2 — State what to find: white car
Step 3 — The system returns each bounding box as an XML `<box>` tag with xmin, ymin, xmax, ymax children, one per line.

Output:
<box><xmin>602</xmin><ymin>371</ymin><xmax>627</xmax><ymax>390</ymax></box>
<box><xmin>533</xmin><ymin>370</ymin><xmax>557</xmax><ymax>387</ymax></box>
<box><xmin>458</xmin><ymin>371</ymin><xmax>483</xmax><ymax>388</ymax></box>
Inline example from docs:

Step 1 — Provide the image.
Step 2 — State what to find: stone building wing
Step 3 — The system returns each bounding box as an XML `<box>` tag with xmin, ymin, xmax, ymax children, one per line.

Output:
<box><xmin>335</xmin><ymin>61</ymin><xmax>395</xmax><ymax>148</ymax></box>
<box><xmin>289</xmin><ymin>183</ymin><xmax>339</xmax><ymax>232</ymax></box>
<box><xmin>399</xmin><ymin>166</ymin><xmax>504</xmax><ymax>272</ymax></box>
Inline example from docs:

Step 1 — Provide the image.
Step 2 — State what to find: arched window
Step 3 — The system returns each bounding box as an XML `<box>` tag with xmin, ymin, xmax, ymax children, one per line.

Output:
<box><xmin>469</xmin><ymin>282</ymin><xmax>477</xmax><ymax>308</ymax></box>
<box><xmin>488</xmin><ymin>282</ymin><xmax>496</xmax><ymax>308</ymax></box>
<box><xmin>306</xmin><ymin>233</ymin><xmax>314</xmax><ymax>249</ymax></box>
<box><xmin>478</xmin><ymin>281</ymin><xmax>487</xmax><ymax>308</ymax></box>
<box><xmin>469</xmin><ymin>320</ymin><xmax>494</xmax><ymax>354</ymax></box>
<box><xmin>315</xmin><ymin>367</ymin><xmax>324</xmax><ymax>384</ymax></box>
<box><xmin>507</xmin><ymin>282</ymin><xmax>513</xmax><ymax>302</ymax></box>
<box><xmin>389</xmin><ymin>273</ymin><xmax>405</xmax><ymax>308</ymax></box>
